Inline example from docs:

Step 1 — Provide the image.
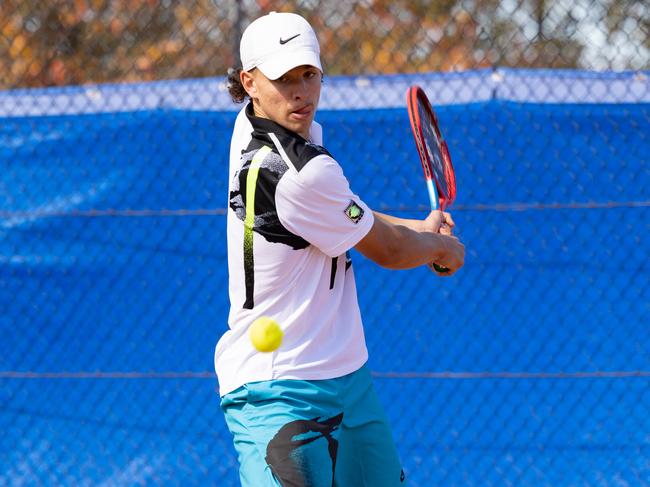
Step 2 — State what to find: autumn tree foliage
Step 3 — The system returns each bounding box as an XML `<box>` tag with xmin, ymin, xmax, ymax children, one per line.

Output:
<box><xmin>0</xmin><ymin>0</ymin><xmax>647</xmax><ymax>89</ymax></box>
<box><xmin>1</xmin><ymin>0</ymin><xmax>238</xmax><ymax>88</ymax></box>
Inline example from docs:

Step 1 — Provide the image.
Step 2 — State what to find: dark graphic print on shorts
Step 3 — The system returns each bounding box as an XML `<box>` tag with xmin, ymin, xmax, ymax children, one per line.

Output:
<box><xmin>265</xmin><ymin>413</ymin><xmax>344</xmax><ymax>487</ymax></box>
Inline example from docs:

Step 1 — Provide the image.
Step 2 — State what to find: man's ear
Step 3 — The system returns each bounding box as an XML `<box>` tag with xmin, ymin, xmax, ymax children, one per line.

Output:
<box><xmin>240</xmin><ymin>70</ymin><xmax>257</xmax><ymax>98</ymax></box>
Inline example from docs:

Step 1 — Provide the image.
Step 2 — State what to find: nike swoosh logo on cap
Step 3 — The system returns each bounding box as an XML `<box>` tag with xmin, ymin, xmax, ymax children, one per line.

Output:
<box><xmin>279</xmin><ymin>34</ymin><xmax>300</xmax><ymax>45</ymax></box>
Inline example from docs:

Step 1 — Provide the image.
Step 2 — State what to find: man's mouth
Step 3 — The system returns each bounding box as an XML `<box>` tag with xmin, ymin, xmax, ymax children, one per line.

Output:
<box><xmin>290</xmin><ymin>105</ymin><xmax>312</xmax><ymax>119</ymax></box>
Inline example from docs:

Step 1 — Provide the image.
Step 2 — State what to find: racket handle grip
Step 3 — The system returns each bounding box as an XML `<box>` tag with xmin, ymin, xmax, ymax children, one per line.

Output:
<box><xmin>431</xmin><ymin>262</ymin><xmax>450</xmax><ymax>273</ymax></box>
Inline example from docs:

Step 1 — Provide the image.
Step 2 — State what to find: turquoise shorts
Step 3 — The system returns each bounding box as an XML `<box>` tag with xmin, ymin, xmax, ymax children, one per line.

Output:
<box><xmin>220</xmin><ymin>364</ymin><xmax>406</xmax><ymax>486</ymax></box>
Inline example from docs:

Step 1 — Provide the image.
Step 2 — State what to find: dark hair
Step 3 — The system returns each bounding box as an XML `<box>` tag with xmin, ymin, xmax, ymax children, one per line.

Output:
<box><xmin>227</xmin><ymin>67</ymin><xmax>248</xmax><ymax>104</ymax></box>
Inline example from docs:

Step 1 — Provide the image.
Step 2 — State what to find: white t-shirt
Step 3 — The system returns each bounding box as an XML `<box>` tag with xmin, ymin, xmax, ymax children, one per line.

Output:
<box><xmin>214</xmin><ymin>104</ymin><xmax>374</xmax><ymax>396</ymax></box>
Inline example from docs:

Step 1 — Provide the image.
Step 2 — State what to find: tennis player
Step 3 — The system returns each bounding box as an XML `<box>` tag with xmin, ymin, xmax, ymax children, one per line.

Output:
<box><xmin>216</xmin><ymin>11</ymin><xmax>464</xmax><ymax>487</ymax></box>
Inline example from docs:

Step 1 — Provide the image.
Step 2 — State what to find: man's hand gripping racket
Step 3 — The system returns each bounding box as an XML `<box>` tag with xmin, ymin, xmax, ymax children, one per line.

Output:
<box><xmin>407</xmin><ymin>85</ymin><xmax>461</xmax><ymax>274</ymax></box>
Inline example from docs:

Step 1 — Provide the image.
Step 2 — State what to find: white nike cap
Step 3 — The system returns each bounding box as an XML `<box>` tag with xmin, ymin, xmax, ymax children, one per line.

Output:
<box><xmin>240</xmin><ymin>12</ymin><xmax>322</xmax><ymax>80</ymax></box>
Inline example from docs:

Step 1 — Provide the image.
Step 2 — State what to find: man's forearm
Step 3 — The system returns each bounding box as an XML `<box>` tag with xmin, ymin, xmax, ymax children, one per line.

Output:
<box><xmin>357</xmin><ymin>215</ymin><xmax>460</xmax><ymax>271</ymax></box>
<box><xmin>378</xmin><ymin>223</ymin><xmax>455</xmax><ymax>270</ymax></box>
<box><xmin>373</xmin><ymin>211</ymin><xmax>424</xmax><ymax>233</ymax></box>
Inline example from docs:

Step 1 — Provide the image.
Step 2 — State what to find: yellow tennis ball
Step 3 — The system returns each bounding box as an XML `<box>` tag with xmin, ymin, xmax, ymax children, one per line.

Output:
<box><xmin>249</xmin><ymin>316</ymin><xmax>283</xmax><ymax>352</ymax></box>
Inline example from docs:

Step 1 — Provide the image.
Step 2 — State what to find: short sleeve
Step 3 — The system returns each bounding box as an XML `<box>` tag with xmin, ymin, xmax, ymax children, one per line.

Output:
<box><xmin>276</xmin><ymin>154</ymin><xmax>374</xmax><ymax>257</ymax></box>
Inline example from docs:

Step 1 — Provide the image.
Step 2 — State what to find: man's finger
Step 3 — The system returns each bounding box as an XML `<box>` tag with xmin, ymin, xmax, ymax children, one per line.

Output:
<box><xmin>440</xmin><ymin>223</ymin><xmax>453</xmax><ymax>236</ymax></box>
<box><xmin>443</xmin><ymin>212</ymin><xmax>455</xmax><ymax>227</ymax></box>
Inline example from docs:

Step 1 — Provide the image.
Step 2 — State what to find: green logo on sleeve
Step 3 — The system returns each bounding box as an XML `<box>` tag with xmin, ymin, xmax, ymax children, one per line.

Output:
<box><xmin>344</xmin><ymin>200</ymin><xmax>364</xmax><ymax>224</ymax></box>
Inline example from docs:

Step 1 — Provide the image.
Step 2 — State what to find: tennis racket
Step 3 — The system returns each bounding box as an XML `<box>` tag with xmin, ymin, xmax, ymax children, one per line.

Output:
<box><xmin>406</xmin><ymin>85</ymin><xmax>457</xmax><ymax>273</ymax></box>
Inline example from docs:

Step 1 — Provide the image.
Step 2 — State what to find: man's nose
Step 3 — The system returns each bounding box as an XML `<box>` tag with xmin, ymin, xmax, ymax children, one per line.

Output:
<box><xmin>293</xmin><ymin>79</ymin><xmax>308</xmax><ymax>99</ymax></box>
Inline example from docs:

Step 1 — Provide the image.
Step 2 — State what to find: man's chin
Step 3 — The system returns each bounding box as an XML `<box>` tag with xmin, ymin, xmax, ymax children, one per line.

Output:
<box><xmin>285</xmin><ymin>120</ymin><xmax>312</xmax><ymax>138</ymax></box>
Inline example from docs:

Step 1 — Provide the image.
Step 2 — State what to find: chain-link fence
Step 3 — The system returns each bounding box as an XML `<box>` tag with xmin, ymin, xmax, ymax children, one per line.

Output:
<box><xmin>1</xmin><ymin>1</ymin><xmax>649</xmax><ymax>486</ymax></box>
